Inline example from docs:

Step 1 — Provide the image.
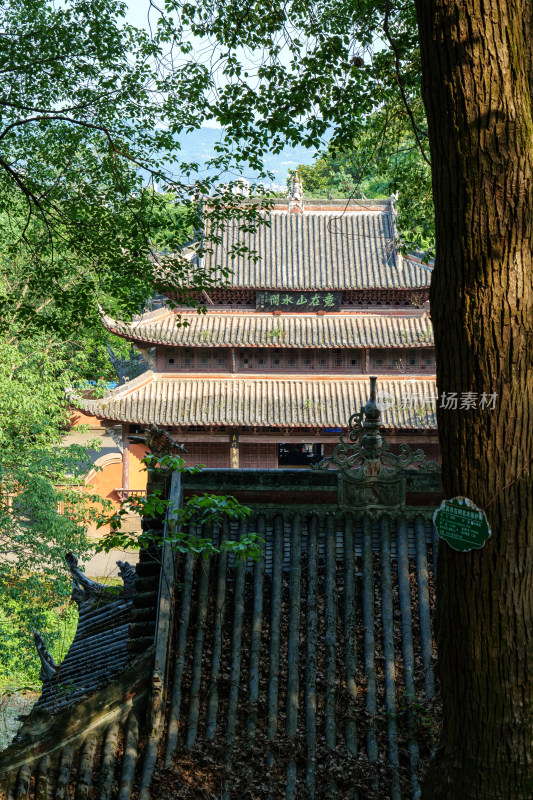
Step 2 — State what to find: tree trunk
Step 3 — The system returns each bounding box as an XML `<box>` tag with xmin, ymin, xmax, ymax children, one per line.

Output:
<box><xmin>414</xmin><ymin>2</ymin><xmax>533</xmax><ymax>798</ymax></box>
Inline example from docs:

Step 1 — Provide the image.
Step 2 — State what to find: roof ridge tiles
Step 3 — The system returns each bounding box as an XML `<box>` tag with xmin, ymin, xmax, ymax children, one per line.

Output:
<box><xmin>203</xmin><ymin>211</ymin><xmax>429</xmax><ymax>290</ymax></box>
<box><xmin>102</xmin><ymin>313</ymin><xmax>434</xmax><ymax>349</ymax></box>
<box><xmin>79</xmin><ymin>375</ymin><xmax>438</xmax><ymax>430</ymax></box>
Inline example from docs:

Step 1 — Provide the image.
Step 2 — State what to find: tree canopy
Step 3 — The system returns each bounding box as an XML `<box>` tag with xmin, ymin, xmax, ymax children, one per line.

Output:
<box><xmin>0</xmin><ymin>0</ymin><xmax>270</xmax><ymax>688</ymax></box>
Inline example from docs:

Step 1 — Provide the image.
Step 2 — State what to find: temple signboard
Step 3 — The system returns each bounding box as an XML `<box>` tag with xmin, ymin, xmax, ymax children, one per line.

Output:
<box><xmin>256</xmin><ymin>290</ymin><xmax>342</xmax><ymax>311</ymax></box>
<box><xmin>433</xmin><ymin>496</ymin><xmax>491</xmax><ymax>552</ymax></box>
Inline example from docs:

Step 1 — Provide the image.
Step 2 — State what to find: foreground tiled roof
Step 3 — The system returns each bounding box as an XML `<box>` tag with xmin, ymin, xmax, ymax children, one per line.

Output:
<box><xmin>0</xmin><ymin>510</ymin><xmax>168</xmax><ymax>800</ymax></box>
<box><xmin>35</xmin><ymin>593</ymin><xmax>134</xmax><ymax>714</ymax></box>
<box><xmin>1</xmin><ymin>492</ymin><xmax>440</xmax><ymax>800</ymax></box>
<box><xmin>202</xmin><ymin>211</ymin><xmax>431</xmax><ymax>289</ymax></box>
<box><xmin>158</xmin><ymin>510</ymin><xmax>439</xmax><ymax>799</ymax></box>
<box><xmin>104</xmin><ymin>309</ymin><xmax>434</xmax><ymax>349</ymax></box>
<box><xmin>78</xmin><ymin>373</ymin><xmax>437</xmax><ymax>429</ymax></box>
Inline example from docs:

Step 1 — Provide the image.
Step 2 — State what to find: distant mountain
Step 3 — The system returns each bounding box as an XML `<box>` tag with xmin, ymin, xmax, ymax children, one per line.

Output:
<box><xmin>166</xmin><ymin>126</ymin><xmax>322</xmax><ymax>190</ymax></box>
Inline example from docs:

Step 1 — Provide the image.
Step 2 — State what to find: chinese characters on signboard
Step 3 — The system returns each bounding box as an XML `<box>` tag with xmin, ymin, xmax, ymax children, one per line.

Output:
<box><xmin>256</xmin><ymin>291</ymin><xmax>342</xmax><ymax>311</ymax></box>
<box><xmin>433</xmin><ymin>497</ymin><xmax>491</xmax><ymax>552</ymax></box>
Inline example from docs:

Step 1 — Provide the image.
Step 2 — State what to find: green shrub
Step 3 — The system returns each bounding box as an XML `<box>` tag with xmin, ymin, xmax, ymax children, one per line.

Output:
<box><xmin>0</xmin><ymin>583</ymin><xmax>78</xmax><ymax>690</ymax></box>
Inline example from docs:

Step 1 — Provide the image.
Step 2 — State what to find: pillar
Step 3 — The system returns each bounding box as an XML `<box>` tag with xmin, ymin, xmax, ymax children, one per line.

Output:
<box><xmin>122</xmin><ymin>424</ymin><xmax>130</xmax><ymax>491</ymax></box>
<box><xmin>361</xmin><ymin>347</ymin><xmax>368</xmax><ymax>373</ymax></box>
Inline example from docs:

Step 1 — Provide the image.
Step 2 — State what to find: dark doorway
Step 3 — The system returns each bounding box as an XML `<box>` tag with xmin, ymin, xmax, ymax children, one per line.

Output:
<box><xmin>278</xmin><ymin>443</ymin><xmax>323</xmax><ymax>467</ymax></box>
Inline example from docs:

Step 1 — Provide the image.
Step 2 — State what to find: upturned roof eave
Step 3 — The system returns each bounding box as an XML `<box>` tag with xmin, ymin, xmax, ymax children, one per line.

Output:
<box><xmin>74</xmin><ymin>375</ymin><xmax>438</xmax><ymax>430</ymax></box>
<box><xmin>100</xmin><ymin>310</ymin><xmax>435</xmax><ymax>349</ymax></box>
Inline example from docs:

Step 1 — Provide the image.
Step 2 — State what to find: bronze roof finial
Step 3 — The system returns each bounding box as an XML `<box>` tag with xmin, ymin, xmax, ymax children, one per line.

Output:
<box><xmin>361</xmin><ymin>376</ymin><xmax>383</xmax><ymax>465</ymax></box>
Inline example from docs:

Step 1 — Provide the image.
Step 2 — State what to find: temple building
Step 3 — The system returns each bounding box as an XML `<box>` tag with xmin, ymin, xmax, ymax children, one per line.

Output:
<box><xmin>75</xmin><ymin>195</ymin><xmax>438</xmax><ymax>500</ymax></box>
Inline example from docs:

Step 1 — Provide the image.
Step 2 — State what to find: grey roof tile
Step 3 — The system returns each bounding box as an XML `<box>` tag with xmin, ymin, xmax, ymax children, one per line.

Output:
<box><xmin>80</xmin><ymin>374</ymin><xmax>437</xmax><ymax>430</ymax></box>
<box><xmin>103</xmin><ymin>311</ymin><xmax>434</xmax><ymax>349</ymax></box>
<box><xmin>203</xmin><ymin>211</ymin><xmax>430</xmax><ymax>289</ymax></box>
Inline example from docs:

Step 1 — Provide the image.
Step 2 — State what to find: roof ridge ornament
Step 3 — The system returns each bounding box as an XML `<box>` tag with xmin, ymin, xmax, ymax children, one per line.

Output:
<box><xmin>314</xmin><ymin>376</ymin><xmax>439</xmax><ymax>511</ymax></box>
<box><xmin>388</xmin><ymin>192</ymin><xmax>404</xmax><ymax>274</ymax></box>
<box><xmin>32</xmin><ymin>629</ymin><xmax>59</xmax><ymax>682</ymax></box>
<box><xmin>106</xmin><ymin>343</ymin><xmax>150</xmax><ymax>386</ymax></box>
<box><xmin>288</xmin><ymin>170</ymin><xmax>304</xmax><ymax>214</ymax></box>
<box><xmin>117</xmin><ymin>560</ymin><xmax>137</xmax><ymax>593</ymax></box>
<box><xmin>65</xmin><ymin>552</ymin><xmax>137</xmax><ymax>604</ymax></box>
<box><xmin>128</xmin><ymin>423</ymin><xmax>187</xmax><ymax>457</ymax></box>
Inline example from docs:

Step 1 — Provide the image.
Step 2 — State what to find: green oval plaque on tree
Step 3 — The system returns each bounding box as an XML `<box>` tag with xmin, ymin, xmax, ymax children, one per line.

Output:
<box><xmin>433</xmin><ymin>496</ymin><xmax>491</xmax><ymax>552</ymax></box>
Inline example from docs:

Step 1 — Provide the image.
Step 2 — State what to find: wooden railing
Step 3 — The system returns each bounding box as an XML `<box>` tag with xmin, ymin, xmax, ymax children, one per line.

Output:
<box><xmin>114</xmin><ymin>488</ymin><xmax>147</xmax><ymax>501</ymax></box>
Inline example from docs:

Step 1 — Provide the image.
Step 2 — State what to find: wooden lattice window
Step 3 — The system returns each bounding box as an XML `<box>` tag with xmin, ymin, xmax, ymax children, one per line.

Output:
<box><xmin>388</xmin><ymin>350</ymin><xmax>403</xmax><ymax>370</ymax></box>
<box><xmin>270</xmin><ymin>348</ymin><xmax>284</xmax><ymax>369</ymax></box>
<box><xmin>240</xmin><ymin>443</ymin><xmax>278</xmax><ymax>469</ymax></box>
<box><xmin>183</xmin><ymin>443</ymin><xmax>230</xmax><ymax>467</ymax></box>
<box><xmin>197</xmin><ymin>351</ymin><xmax>212</xmax><ymax>369</ymax></box>
<box><xmin>286</xmin><ymin>353</ymin><xmax>299</xmax><ymax>369</ymax></box>
<box><xmin>331</xmin><ymin>349</ymin><xmax>345</xmax><ymax>371</ymax></box>
<box><xmin>421</xmin><ymin>351</ymin><xmax>436</xmax><ymax>370</ymax></box>
<box><xmin>207</xmin><ymin>289</ymin><xmax>256</xmax><ymax>306</ymax></box>
<box><xmin>236</xmin><ymin>348</ymin><xmax>363</xmax><ymax>372</ymax></box>
<box><xmin>405</xmin><ymin>349</ymin><xmax>436</xmax><ymax>371</ymax></box>
<box><xmin>213</xmin><ymin>352</ymin><xmax>229</xmax><ymax>370</ymax></box>
<box><xmin>348</xmin><ymin>353</ymin><xmax>363</xmax><ymax>371</ymax></box>
<box><xmin>165</xmin><ymin>348</ymin><xmax>229</xmax><ymax>371</ymax></box>
<box><xmin>165</xmin><ymin>289</ymin><xmax>256</xmax><ymax>307</ymax></box>
<box><xmin>342</xmin><ymin>289</ymin><xmax>430</xmax><ymax>307</ymax></box>
<box><xmin>167</xmin><ymin>346</ymin><xmax>370</xmax><ymax>373</ymax></box>
<box><xmin>370</xmin><ymin>348</ymin><xmax>436</xmax><ymax>372</ymax></box>
<box><xmin>239</xmin><ymin>352</ymin><xmax>254</xmax><ymax>370</ymax></box>
<box><xmin>371</xmin><ymin>351</ymin><xmax>391</xmax><ymax>370</ymax></box>
<box><xmin>179</xmin><ymin>348</ymin><xmax>194</xmax><ymax>369</ymax></box>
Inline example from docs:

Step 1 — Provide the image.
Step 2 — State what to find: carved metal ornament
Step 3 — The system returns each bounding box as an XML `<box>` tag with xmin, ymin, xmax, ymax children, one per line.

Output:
<box><xmin>33</xmin><ymin>629</ymin><xmax>59</xmax><ymax>682</ymax></box>
<box><xmin>314</xmin><ymin>376</ymin><xmax>439</xmax><ymax>512</ymax></box>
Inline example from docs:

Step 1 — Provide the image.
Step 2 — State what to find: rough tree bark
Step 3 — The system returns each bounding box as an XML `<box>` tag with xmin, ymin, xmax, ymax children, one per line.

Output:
<box><xmin>414</xmin><ymin>2</ymin><xmax>533</xmax><ymax>798</ymax></box>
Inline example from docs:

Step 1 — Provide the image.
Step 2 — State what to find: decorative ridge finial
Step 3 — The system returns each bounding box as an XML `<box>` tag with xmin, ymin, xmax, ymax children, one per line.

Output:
<box><xmin>288</xmin><ymin>170</ymin><xmax>304</xmax><ymax>214</ymax></box>
<box><xmin>361</xmin><ymin>376</ymin><xmax>383</xmax><ymax>464</ymax></box>
<box><xmin>314</xmin><ymin>376</ymin><xmax>439</xmax><ymax>476</ymax></box>
<box><xmin>117</xmin><ymin>560</ymin><xmax>137</xmax><ymax>592</ymax></box>
<box><xmin>33</xmin><ymin>629</ymin><xmax>59</xmax><ymax>682</ymax></box>
<box><xmin>65</xmin><ymin>552</ymin><xmax>138</xmax><ymax>604</ymax></box>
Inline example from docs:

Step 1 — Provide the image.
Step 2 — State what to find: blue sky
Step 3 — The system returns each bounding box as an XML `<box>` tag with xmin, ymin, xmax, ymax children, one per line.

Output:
<box><xmin>124</xmin><ymin>2</ymin><xmax>321</xmax><ymax>188</ymax></box>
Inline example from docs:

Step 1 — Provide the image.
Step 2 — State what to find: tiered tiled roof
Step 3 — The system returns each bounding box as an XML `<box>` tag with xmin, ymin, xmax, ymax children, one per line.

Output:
<box><xmin>103</xmin><ymin>309</ymin><xmax>434</xmax><ymax>348</ymax></box>
<box><xmin>91</xmin><ymin>201</ymin><xmax>435</xmax><ymax>435</ymax></box>
<box><xmin>79</xmin><ymin>372</ymin><xmax>437</xmax><ymax>429</ymax></box>
<box><xmin>201</xmin><ymin>209</ymin><xmax>431</xmax><ymax>289</ymax></box>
